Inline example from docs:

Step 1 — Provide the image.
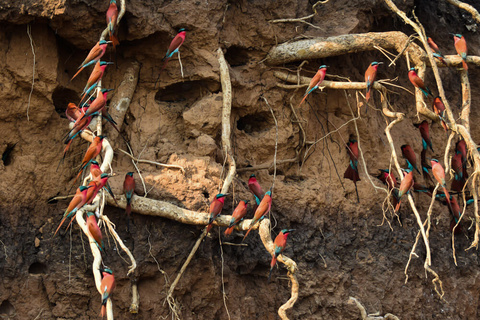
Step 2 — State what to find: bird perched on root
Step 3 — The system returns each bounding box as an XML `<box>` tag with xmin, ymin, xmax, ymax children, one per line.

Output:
<box><xmin>206</xmin><ymin>193</ymin><xmax>228</xmax><ymax>234</ymax></box>
<box><xmin>243</xmin><ymin>190</ymin><xmax>272</xmax><ymax>241</ymax></box>
<box><xmin>297</xmin><ymin>65</ymin><xmax>327</xmax><ymax>108</ymax></box>
<box><xmin>268</xmin><ymin>229</ymin><xmax>294</xmax><ymax>281</ymax></box>
<box><xmin>224</xmin><ymin>200</ymin><xmax>249</xmax><ymax>236</ymax></box>
<box><xmin>452</xmin><ymin>33</ymin><xmax>468</xmax><ymax>71</ymax></box>
<box><xmin>364</xmin><ymin>61</ymin><xmax>382</xmax><ymax>103</ymax></box>
<box><xmin>155</xmin><ymin>28</ymin><xmax>186</xmax><ymax>88</ymax></box>
<box><xmin>100</xmin><ymin>268</ymin><xmax>115</xmax><ymax>318</ymax></box>
<box><xmin>408</xmin><ymin>67</ymin><xmax>432</xmax><ymax>97</ymax></box>
<box><xmin>344</xmin><ymin>135</ymin><xmax>360</xmax><ymax>202</ymax></box>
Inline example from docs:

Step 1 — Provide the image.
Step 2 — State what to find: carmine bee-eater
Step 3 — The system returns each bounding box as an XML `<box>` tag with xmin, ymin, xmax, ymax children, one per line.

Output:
<box><xmin>86</xmin><ymin>211</ymin><xmax>104</xmax><ymax>251</ymax></box>
<box><xmin>54</xmin><ymin>185</ymin><xmax>93</xmax><ymax>236</ymax></box>
<box><xmin>427</xmin><ymin>37</ymin><xmax>446</xmax><ymax>65</ymax></box>
<box><xmin>248</xmin><ymin>174</ymin><xmax>264</xmax><ymax>205</ymax></box>
<box><xmin>451</xmin><ymin>153</ymin><xmax>466</xmax><ymax>192</ymax></box>
<box><xmin>365</xmin><ymin>61</ymin><xmax>382</xmax><ymax>102</ymax></box>
<box><xmin>394</xmin><ymin>169</ymin><xmax>414</xmax><ymax>212</ymax></box>
<box><xmin>155</xmin><ymin>28</ymin><xmax>186</xmax><ymax>87</ymax></box>
<box><xmin>344</xmin><ymin>135</ymin><xmax>360</xmax><ymax>202</ymax></box>
<box><xmin>206</xmin><ymin>193</ymin><xmax>228</xmax><ymax>234</ymax></box>
<box><xmin>443</xmin><ymin>195</ymin><xmax>462</xmax><ymax>234</ymax></box>
<box><xmin>106</xmin><ymin>0</ymin><xmax>119</xmax><ymax>48</ymax></box>
<box><xmin>431</xmin><ymin>159</ymin><xmax>452</xmax><ymax>208</ymax></box>
<box><xmin>408</xmin><ymin>67</ymin><xmax>432</xmax><ymax>97</ymax></box>
<box><xmin>401</xmin><ymin>145</ymin><xmax>420</xmax><ymax>174</ymax></box>
<box><xmin>66</xmin><ymin>103</ymin><xmax>81</xmax><ymax>122</ymax></box>
<box><xmin>79</xmin><ymin>89</ymin><xmax>112</xmax><ymax>121</ymax></box>
<box><xmin>123</xmin><ymin>172</ymin><xmax>135</xmax><ymax>229</ymax></box>
<box><xmin>420</xmin><ymin>149</ymin><xmax>433</xmax><ymax>184</ymax></box>
<box><xmin>268</xmin><ymin>229</ymin><xmax>294</xmax><ymax>281</ymax></box>
<box><xmin>455</xmin><ymin>139</ymin><xmax>467</xmax><ymax>165</ymax></box>
<box><xmin>224</xmin><ymin>200</ymin><xmax>249</xmax><ymax>236</ymax></box>
<box><xmin>414</xmin><ymin>120</ymin><xmax>433</xmax><ymax>152</ymax></box>
<box><xmin>71</xmin><ymin>40</ymin><xmax>111</xmax><ymax>80</ymax></box>
<box><xmin>373</xmin><ymin>169</ymin><xmax>397</xmax><ymax>191</ymax></box>
<box><xmin>243</xmin><ymin>190</ymin><xmax>272</xmax><ymax>240</ymax></box>
<box><xmin>100</xmin><ymin>268</ymin><xmax>115</xmax><ymax>318</ymax></box>
<box><xmin>90</xmin><ymin>160</ymin><xmax>102</xmax><ymax>180</ymax></box>
<box><xmin>79</xmin><ymin>61</ymin><xmax>113</xmax><ymax>104</ymax></box>
<box><xmin>432</xmin><ymin>97</ymin><xmax>448</xmax><ymax>131</ymax></box>
<box><xmin>452</xmin><ymin>34</ymin><xmax>468</xmax><ymax>70</ymax></box>
<box><xmin>71</xmin><ymin>136</ymin><xmax>105</xmax><ymax>186</ymax></box>
<box><xmin>298</xmin><ymin>65</ymin><xmax>328</xmax><ymax>107</ymax></box>
<box><xmin>91</xmin><ymin>173</ymin><xmax>115</xmax><ymax>204</ymax></box>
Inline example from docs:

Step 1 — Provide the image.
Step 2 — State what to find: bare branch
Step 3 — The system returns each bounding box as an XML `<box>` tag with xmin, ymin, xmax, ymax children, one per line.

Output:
<box><xmin>446</xmin><ymin>0</ymin><xmax>480</xmax><ymax>24</ymax></box>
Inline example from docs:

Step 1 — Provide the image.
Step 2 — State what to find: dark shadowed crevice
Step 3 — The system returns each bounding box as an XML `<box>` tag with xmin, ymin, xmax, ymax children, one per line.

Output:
<box><xmin>2</xmin><ymin>143</ymin><xmax>17</xmax><ymax>166</ymax></box>
<box><xmin>155</xmin><ymin>80</ymin><xmax>220</xmax><ymax>103</ymax></box>
<box><xmin>0</xmin><ymin>300</ymin><xmax>15</xmax><ymax>315</ymax></box>
<box><xmin>225</xmin><ymin>45</ymin><xmax>250</xmax><ymax>67</ymax></box>
<box><xmin>28</xmin><ymin>262</ymin><xmax>48</xmax><ymax>274</ymax></box>
<box><xmin>236</xmin><ymin>112</ymin><xmax>273</xmax><ymax>134</ymax></box>
<box><xmin>52</xmin><ymin>86</ymin><xmax>80</xmax><ymax>118</ymax></box>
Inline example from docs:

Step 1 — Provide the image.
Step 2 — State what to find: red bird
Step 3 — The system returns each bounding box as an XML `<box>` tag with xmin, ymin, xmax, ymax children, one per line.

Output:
<box><xmin>364</xmin><ymin>61</ymin><xmax>382</xmax><ymax>102</ymax></box>
<box><xmin>91</xmin><ymin>173</ymin><xmax>115</xmax><ymax>204</ymax></box>
<box><xmin>71</xmin><ymin>40</ymin><xmax>110</xmax><ymax>80</ymax></box>
<box><xmin>89</xmin><ymin>160</ymin><xmax>102</xmax><ymax>180</ymax></box>
<box><xmin>452</xmin><ymin>34</ymin><xmax>468</xmax><ymax>70</ymax></box>
<box><xmin>86</xmin><ymin>211</ymin><xmax>104</xmax><ymax>251</ymax></box>
<box><xmin>155</xmin><ymin>28</ymin><xmax>187</xmax><ymax>87</ymax></box>
<box><xmin>448</xmin><ymin>195</ymin><xmax>462</xmax><ymax>234</ymax></box>
<box><xmin>401</xmin><ymin>145</ymin><xmax>420</xmax><ymax>174</ymax></box>
<box><xmin>432</xmin><ymin>97</ymin><xmax>448</xmax><ymax>131</ymax></box>
<box><xmin>65</xmin><ymin>103</ymin><xmax>81</xmax><ymax>122</ymax></box>
<box><xmin>268</xmin><ymin>229</ymin><xmax>294</xmax><ymax>281</ymax></box>
<box><xmin>344</xmin><ymin>136</ymin><xmax>360</xmax><ymax>202</ymax></box>
<box><xmin>373</xmin><ymin>169</ymin><xmax>397</xmax><ymax>191</ymax></box>
<box><xmin>431</xmin><ymin>159</ymin><xmax>451</xmax><ymax>208</ymax></box>
<box><xmin>100</xmin><ymin>268</ymin><xmax>115</xmax><ymax>318</ymax></box>
<box><xmin>243</xmin><ymin>190</ymin><xmax>272</xmax><ymax>240</ymax></box>
<box><xmin>298</xmin><ymin>65</ymin><xmax>328</xmax><ymax>107</ymax></box>
<box><xmin>427</xmin><ymin>37</ymin><xmax>446</xmax><ymax>65</ymax></box>
<box><xmin>248</xmin><ymin>174</ymin><xmax>264</xmax><ymax>205</ymax></box>
<box><xmin>106</xmin><ymin>0</ymin><xmax>119</xmax><ymax>48</ymax></box>
<box><xmin>79</xmin><ymin>61</ymin><xmax>113</xmax><ymax>105</ymax></box>
<box><xmin>408</xmin><ymin>68</ymin><xmax>432</xmax><ymax>97</ymax></box>
<box><xmin>394</xmin><ymin>169</ymin><xmax>414</xmax><ymax>212</ymax></box>
<box><xmin>224</xmin><ymin>200</ymin><xmax>249</xmax><ymax>236</ymax></box>
<box><xmin>54</xmin><ymin>185</ymin><xmax>93</xmax><ymax>236</ymax></box>
<box><xmin>414</xmin><ymin>120</ymin><xmax>433</xmax><ymax>152</ymax></box>
<box><xmin>123</xmin><ymin>172</ymin><xmax>135</xmax><ymax>229</ymax></box>
<box><xmin>79</xmin><ymin>89</ymin><xmax>112</xmax><ymax>121</ymax></box>
<box><xmin>71</xmin><ymin>136</ymin><xmax>105</xmax><ymax>186</ymax></box>
<box><xmin>451</xmin><ymin>153</ymin><xmax>467</xmax><ymax>192</ymax></box>
<box><xmin>455</xmin><ymin>139</ymin><xmax>467</xmax><ymax>165</ymax></box>
<box><xmin>206</xmin><ymin>193</ymin><xmax>228</xmax><ymax>234</ymax></box>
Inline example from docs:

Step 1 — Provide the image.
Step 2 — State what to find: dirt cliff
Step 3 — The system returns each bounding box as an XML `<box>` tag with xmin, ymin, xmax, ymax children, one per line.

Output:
<box><xmin>1</xmin><ymin>0</ymin><xmax>480</xmax><ymax>319</ymax></box>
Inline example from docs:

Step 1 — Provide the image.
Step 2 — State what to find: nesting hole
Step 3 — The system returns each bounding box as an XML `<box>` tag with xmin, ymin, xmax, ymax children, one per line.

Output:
<box><xmin>225</xmin><ymin>45</ymin><xmax>250</xmax><ymax>67</ymax></box>
<box><xmin>29</xmin><ymin>262</ymin><xmax>47</xmax><ymax>275</ymax></box>
<box><xmin>155</xmin><ymin>80</ymin><xmax>220</xmax><ymax>103</ymax></box>
<box><xmin>0</xmin><ymin>300</ymin><xmax>14</xmax><ymax>315</ymax></box>
<box><xmin>52</xmin><ymin>86</ymin><xmax>79</xmax><ymax>118</ymax></box>
<box><xmin>237</xmin><ymin>112</ymin><xmax>272</xmax><ymax>134</ymax></box>
<box><xmin>2</xmin><ymin>143</ymin><xmax>17</xmax><ymax>166</ymax></box>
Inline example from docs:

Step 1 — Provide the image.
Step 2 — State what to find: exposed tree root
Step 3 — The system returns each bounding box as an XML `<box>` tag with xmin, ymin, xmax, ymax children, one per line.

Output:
<box><xmin>446</xmin><ymin>0</ymin><xmax>480</xmax><ymax>24</ymax></box>
<box><xmin>117</xmin><ymin>148</ymin><xmax>185</xmax><ymax>174</ymax></box>
<box><xmin>268</xmin><ymin>0</ymin><xmax>330</xmax><ymax>30</ymax></box>
<box><xmin>348</xmin><ymin>297</ymin><xmax>400</xmax><ymax>320</ymax></box>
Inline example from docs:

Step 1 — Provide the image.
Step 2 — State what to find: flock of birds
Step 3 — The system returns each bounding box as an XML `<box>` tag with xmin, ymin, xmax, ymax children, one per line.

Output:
<box><xmin>52</xmin><ymin>0</ymin><xmax>473</xmax><ymax>314</ymax></box>
<box><xmin>338</xmin><ymin>34</ymin><xmax>472</xmax><ymax>233</ymax></box>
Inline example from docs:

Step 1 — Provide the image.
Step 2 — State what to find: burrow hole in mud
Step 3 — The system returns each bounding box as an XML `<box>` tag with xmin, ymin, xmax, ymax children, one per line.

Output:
<box><xmin>236</xmin><ymin>112</ymin><xmax>273</xmax><ymax>134</ymax></box>
<box><xmin>202</xmin><ymin>191</ymin><xmax>210</xmax><ymax>199</ymax></box>
<box><xmin>52</xmin><ymin>86</ymin><xmax>80</xmax><ymax>118</ymax></box>
<box><xmin>155</xmin><ymin>80</ymin><xmax>220</xmax><ymax>103</ymax></box>
<box><xmin>225</xmin><ymin>45</ymin><xmax>250</xmax><ymax>67</ymax></box>
<box><xmin>0</xmin><ymin>300</ymin><xmax>14</xmax><ymax>315</ymax></box>
<box><xmin>29</xmin><ymin>262</ymin><xmax>47</xmax><ymax>274</ymax></box>
<box><xmin>2</xmin><ymin>143</ymin><xmax>16</xmax><ymax>166</ymax></box>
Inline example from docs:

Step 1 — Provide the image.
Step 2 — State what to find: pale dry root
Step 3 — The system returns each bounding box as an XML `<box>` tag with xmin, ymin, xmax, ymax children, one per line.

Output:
<box><xmin>446</xmin><ymin>0</ymin><xmax>480</xmax><ymax>24</ymax></box>
<box><xmin>348</xmin><ymin>297</ymin><xmax>400</xmax><ymax>320</ymax></box>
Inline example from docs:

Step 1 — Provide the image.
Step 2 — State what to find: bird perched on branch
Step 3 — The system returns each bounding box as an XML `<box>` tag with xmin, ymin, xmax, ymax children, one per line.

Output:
<box><xmin>86</xmin><ymin>212</ymin><xmax>104</xmax><ymax>251</ymax></box>
<box><xmin>91</xmin><ymin>173</ymin><xmax>116</xmax><ymax>204</ymax></box>
<box><xmin>71</xmin><ymin>40</ymin><xmax>111</xmax><ymax>80</ymax></box>
<box><xmin>373</xmin><ymin>169</ymin><xmax>397</xmax><ymax>191</ymax></box>
<box><xmin>408</xmin><ymin>67</ymin><xmax>432</xmax><ymax>97</ymax></box>
<box><xmin>243</xmin><ymin>190</ymin><xmax>272</xmax><ymax>240</ymax></box>
<box><xmin>432</xmin><ymin>97</ymin><xmax>448</xmax><ymax>131</ymax></box>
<box><xmin>206</xmin><ymin>193</ymin><xmax>228</xmax><ymax>234</ymax></box>
<box><xmin>414</xmin><ymin>120</ymin><xmax>433</xmax><ymax>152</ymax></box>
<box><xmin>224</xmin><ymin>200</ymin><xmax>249</xmax><ymax>236</ymax></box>
<box><xmin>427</xmin><ymin>37</ymin><xmax>446</xmax><ymax>65</ymax></box>
<box><xmin>155</xmin><ymin>28</ymin><xmax>186</xmax><ymax>87</ymax></box>
<box><xmin>431</xmin><ymin>159</ymin><xmax>452</xmax><ymax>208</ymax></box>
<box><xmin>100</xmin><ymin>268</ymin><xmax>115</xmax><ymax>318</ymax></box>
<box><xmin>452</xmin><ymin>34</ymin><xmax>468</xmax><ymax>70</ymax></box>
<box><xmin>451</xmin><ymin>153</ymin><xmax>467</xmax><ymax>192</ymax></box>
<box><xmin>298</xmin><ymin>65</ymin><xmax>328</xmax><ymax>107</ymax></box>
<box><xmin>79</xmin><ymin>89</ymin><xmax>112</xmax><ymax>121</ymax></box>
<box><xmin>394</xmin><ymin>168</ymin><xmax>414</xmax><ymax>212</ymax></box>
<box><xmin>401</xmin><ymin>144</ymin><xmax>420</xmax><ymax>174</ymax></box>
<box><xmin>268</xmin><ymin>229</ymin><xmax>294</xmax><ymax>281</ymax></box>
<box><xmin>248</xmin><ymin>174</ymin><xmax>264</xmax><ymax>205</ymax></box>
<box><xmin>54</xmin><ymin>185</ymin><xmax>93</xmax><ymax>236</ymax></box>
<box><xmin>123</xmin><ymin>172</ymin><xmax>135</xmax><ymax>229</ymax></box>
<box><xmin>344</xmin><ymin>135</ymin><xmax>360</xmax><ymax>202</ymax></box>
<box><xmin>89</xmin><ymin>160</ymin><xmax>102</xmax><ymax>180</ymax></box>
<box><xmin>106</xmin><ymin>0</ymin><xmax>120</xmax><ymax>47</ymax></box>
<box><xmin>71</xmin><ymin>136</ymin><xmax>105</xmax><ymax>186</ymax></box>
<box><xmin>79</xmin><ymin>61</ymin><xmax>113</xmax><ymax>104</ymax></box>
<box><xmin>364</xmin><ymin>61</ymin><xmax>382</xmax><ymax>103</ymax></box>
<box><xmin>65</xmin><ymin>103</ymin><xmax>81</xmax><ymax>122</ymax></box>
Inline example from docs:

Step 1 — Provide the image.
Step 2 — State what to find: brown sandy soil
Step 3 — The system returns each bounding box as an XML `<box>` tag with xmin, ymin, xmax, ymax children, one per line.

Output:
<box><xmin>1</xmin><ymin>0</ymin><xmax>480</xmax><ymax>319</ymax></box>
